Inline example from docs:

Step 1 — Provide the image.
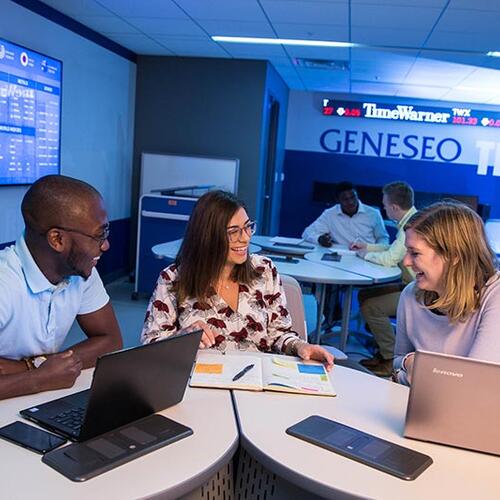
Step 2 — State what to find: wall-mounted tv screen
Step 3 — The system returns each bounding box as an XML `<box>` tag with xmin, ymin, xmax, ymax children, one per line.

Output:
<box><xmin>0</xmin><ymin>37</ymin><xmax>62</xmax><ymax>185</ymax></box>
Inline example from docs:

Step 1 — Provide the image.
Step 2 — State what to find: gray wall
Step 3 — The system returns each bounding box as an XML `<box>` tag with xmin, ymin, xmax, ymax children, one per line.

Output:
<box><xmin>133</xmin><ymin>56</ymin><xmax>272</xmax><ymax>221</ymax></box>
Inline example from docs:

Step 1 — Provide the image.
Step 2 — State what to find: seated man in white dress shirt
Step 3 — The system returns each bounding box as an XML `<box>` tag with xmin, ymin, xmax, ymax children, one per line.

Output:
<box><xmin>0</xmin><ymin>175</ymin><xmax>122</xmax><ymax>400</ymax></box>
<box><xmin>302</xmin><ymin>182</ymin><xmax>389</xmax><ymax>327</ymax></box>
<box><xmin>302</xmin><ymin>181</ymin><xmax>389</xmax><ymax>248</ymax></box>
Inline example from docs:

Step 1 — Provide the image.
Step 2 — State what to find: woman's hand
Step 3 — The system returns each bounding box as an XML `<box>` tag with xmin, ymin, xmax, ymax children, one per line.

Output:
<box><xmin>403</xmin><ymin>352</ymin><xmax>415</xmax><ymax>384</ymax></box>
<box><xmin>192</xmin><ymin>320</ymin><xmax>217</xmax><ymax>349</ymax></box>
<box><xmin>296</xmin><ymin>343</ymin><xmax>334</xmax><ymax>372</ymax></box>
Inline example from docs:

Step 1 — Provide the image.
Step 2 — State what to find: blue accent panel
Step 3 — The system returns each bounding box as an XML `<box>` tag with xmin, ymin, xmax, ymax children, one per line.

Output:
<box><xmin>11</xmin><ymin>0</ymin><xmax>136</xmax><ymax>63</ymax></box>
<box><xmin>136</xmin><ymin>196</ymin><xmax>198</xmax><ymax>295</ymax></box>
<box><xmin>96</xmin><ymin>217</ymin><xmax>131</xmax><ymax>281</ymax></box>
<box><xmin>280</xmin><ymin>149</ymin><xmax>500</xmax><ymax>238</ymax></box>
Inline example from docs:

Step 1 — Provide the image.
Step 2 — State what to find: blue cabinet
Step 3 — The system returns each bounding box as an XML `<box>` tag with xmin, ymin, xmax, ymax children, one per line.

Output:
<box><xmin>134</xmin><ymin>195</ymin><xmax>197</xmax><ymax>297</ymax></box>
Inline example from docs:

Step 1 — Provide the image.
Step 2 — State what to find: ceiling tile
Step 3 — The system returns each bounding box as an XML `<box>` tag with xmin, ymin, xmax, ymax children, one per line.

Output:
<box><xmin>97</xmin><ymin>0</ymin><xmax>187</xmax><ymax>18</ymax></box>
<box><xmin>351</xmin><ymin>27</ymin><xmax>428</xmax><ymax>47</ymax></box>
<box><xmin>175</xmin><ymin>0</ymin><xmax>268</xmax><ymax>22</ymax></box>
<box><xmin>436</xmin><ymin>8</ymin><xmax>500</xmax><ymax>33</ymax></box>
<box><xmin>76</xmin><ymin>15</ymin><xmax>140</xmax><ymax>34</ymax></box>
<box><xmin>425</xmin><ymin>30</ymin><xmax>500</xmax><ymax>52</ymax></box>
<box><xmin>125</xmin><ymin>18</ymin><xmax>206</xmax><ymax>36</ymax></box>
<box><xmin>352</xmin><ymin>4</ymin><xmax>441</xmax><ymax>30</ymax></box>
<box><xmin>152</xmin><ymin>37</ymin><xmax>229</xmax><ymax>57</ymax></box>
<box><xmin>395</xmin><ymin>84</ymin><xmax>450</xmax><ymax>100</ymax></box>
<box><xmin>197</xmin><ymin>20</ymin><xmax>274</xmax><ymax>37</ymax></box>
<box><xmin>41</xmin><ymin>0</ymin><xmax>113</xmax><ymax>17</ymax></box>
<box><xmin>273</xmin><ymin>23</ymin><xmax>349</xmax><ymax>41</ymax></box>
<box><xmin>262</xmin><ymin>0</ymin><xmax>349</xmax><ymax>25</ymax></box>
<box><xmin>352</xmin><ymin>0</ymin><xmax>447</xmax><ymax>5</ymax></box>
<box><xmin>350</xmin><ymin>81</ymin><xmax>400</xmax><ymax>96</ymax></box>
<box><xmin>403</xmin><ymin>57</ymin><xmax>476</xmax><ymax>87</ymax></box>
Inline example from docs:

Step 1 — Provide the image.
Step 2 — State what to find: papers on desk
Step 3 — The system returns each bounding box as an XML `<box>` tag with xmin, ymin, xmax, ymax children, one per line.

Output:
<box><xmin>190</xmin><ymin>354</ymin><xmax>336</xmax><ymax>396</ymax></box>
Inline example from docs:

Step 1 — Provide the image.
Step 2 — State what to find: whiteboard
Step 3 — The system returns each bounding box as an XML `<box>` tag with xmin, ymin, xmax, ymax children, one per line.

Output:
<box><xmin>140</xmin><ymin>152</ymin><xmax>239</xmax><ymax>196</ymax></box>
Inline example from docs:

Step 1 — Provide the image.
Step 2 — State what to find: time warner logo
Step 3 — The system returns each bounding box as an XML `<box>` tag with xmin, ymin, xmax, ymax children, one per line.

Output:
<box><xmin>432</xmin><ymin>367</ymin><xmax>463</xmax><ymax>378</ymax></box>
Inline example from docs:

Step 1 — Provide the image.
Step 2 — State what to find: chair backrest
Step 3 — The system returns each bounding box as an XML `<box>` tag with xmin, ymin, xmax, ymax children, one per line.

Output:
<box><xmin>281</xmin><ymin>274</ymin><xmax>307</xmax><ymax>341</ymax></box>
<box><xmin>281</xmin><ymin>274</ymin><xmax>348</xmax><ymax>361</ymax></box>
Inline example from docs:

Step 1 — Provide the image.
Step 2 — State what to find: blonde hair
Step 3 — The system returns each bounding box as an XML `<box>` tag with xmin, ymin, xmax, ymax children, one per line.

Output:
<box><xmin>405</xmin><ymin>201</ymin><xmax>497</xmax><ymax>322</ymax></box>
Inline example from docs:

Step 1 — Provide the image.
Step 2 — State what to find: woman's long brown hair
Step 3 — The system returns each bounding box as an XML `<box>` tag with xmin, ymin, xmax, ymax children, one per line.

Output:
<box><xmin>405</xmin><ymin>201</ymin><xmax>497</xmax><ymax>322</ymax></box>
<box><xmin>175</xmin><ymin>190</ymin><xmax>259</xmax><ymax>302</ymax></box>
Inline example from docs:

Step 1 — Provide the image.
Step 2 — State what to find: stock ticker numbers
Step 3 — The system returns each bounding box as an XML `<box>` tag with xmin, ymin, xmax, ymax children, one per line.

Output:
<box><xmin>322</xmin><ymin>98</ymin><xmax>500</xmax><ymax>129</ymax></box>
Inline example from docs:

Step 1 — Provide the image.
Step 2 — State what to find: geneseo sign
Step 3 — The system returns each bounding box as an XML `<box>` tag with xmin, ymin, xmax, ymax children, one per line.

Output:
<box><xmin>319</xmin><ymin>128</ymin><xmax>500</xmax><ymax>177</ymax></box>
<box><xmin>322</xmin><ymin>99</ymin><xmax>500</xmax><ymax>128</ymax></box>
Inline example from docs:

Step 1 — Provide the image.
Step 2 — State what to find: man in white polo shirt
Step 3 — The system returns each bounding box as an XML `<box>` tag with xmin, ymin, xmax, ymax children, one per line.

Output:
<box><xmin>0</xmin><ymin>175</ymin><xmax>122</xmax><ymax>399</ymax></box>
<box><xmin>302</xmin><ymin>181</ymin><xmax>388</xmax><ymax>248</ymax></box>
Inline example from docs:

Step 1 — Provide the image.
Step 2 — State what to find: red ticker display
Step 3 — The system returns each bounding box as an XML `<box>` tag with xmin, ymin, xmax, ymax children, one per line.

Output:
<box><xmin>322</xmin><ymin>99</ymin><xmax>500</xmax><ymax>128</ymax></box>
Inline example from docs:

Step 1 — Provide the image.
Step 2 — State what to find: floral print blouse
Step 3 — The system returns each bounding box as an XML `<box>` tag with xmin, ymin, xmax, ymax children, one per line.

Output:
<box><xmin>141</xmin><ymin>254</ymin><xmax>298</xmax><ymax>353</ymax></box>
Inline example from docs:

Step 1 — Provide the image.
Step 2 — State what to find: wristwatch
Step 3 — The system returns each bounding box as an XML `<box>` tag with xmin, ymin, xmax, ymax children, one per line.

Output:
<box><xmin>26</xmin><ymin>355</ymin><xmax>48</xmax><ymax>370</ymax></box>
<box><xmin>33</xmin><ymin>355</ymin><xmax>47</xmax><ymax>368</ymax></box>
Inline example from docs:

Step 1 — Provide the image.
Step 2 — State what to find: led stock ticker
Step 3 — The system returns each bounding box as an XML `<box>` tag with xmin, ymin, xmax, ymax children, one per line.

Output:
<box><xmin>322</xmin><ymin>99</ymin><xmax>500</xmax><ymax>128</ymax></box>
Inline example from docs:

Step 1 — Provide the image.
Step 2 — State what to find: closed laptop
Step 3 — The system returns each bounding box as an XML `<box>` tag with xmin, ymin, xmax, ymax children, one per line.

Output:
<box><xmin>404</xmin><ymin>350</ymin><xmax>500</xmax><ymax>455</ymax></box>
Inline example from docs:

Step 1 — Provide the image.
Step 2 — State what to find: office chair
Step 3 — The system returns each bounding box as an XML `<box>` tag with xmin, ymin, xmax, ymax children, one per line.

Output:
<box><xmin>281</xmin><ymin>274</ymin><xmax>347</xmax><ymax>360</ymax></box>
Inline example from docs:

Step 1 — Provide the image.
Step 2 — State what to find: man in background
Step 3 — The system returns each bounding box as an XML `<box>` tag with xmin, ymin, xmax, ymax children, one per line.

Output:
<box><xmin>302</xmin><ymin>181</ymin><xmax>389</xmax><ymax>248</ymax></box>
<box><xmin>302</xmin><ymin>181</ymin><xmax>389</xmax><ymax>327</ymax></box>
<box><xmin>352</xmin><ymin>181</ymin><xmax>416</xmax><ymax>376</ymax></box>
<box><xmin>0</xmin><ymin>175</ymin><xmax>122</xmax><ymax>399</ymax></box>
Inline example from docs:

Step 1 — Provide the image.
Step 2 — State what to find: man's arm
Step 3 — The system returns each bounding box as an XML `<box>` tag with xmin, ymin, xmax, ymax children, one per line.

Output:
<box><xmin>0</xmin><ymin>351</ymin><xmax>82</xmax><ymax>400</ymax></box>
<box><xmin>302</xmin><ymin>209</ymin><xmax>335</xmax><ymax>244</ymax></box>
<box><xmin>71</xmin><ymin>302</ymin><xmax>122</xmax><ymax>368</ymax></box>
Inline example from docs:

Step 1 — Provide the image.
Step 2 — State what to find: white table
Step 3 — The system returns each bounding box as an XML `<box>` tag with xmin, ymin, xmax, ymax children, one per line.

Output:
<box><xmin>0</xmin><ymin>370</ymin><xmax>238</xmax><ymax>500</ymax></box>
<box><xmin>233</xmin><ymin>365</ymin><xmax>500</xmax><ymax>499</ymax></box>
<box><xmin>152</xmin><ymin>238</ymin><xmax>262</xmax><ymax>261</ymax></box>
<box><xmin>305</xmin><ymin>249</ymin><xmax>401</xmax><ymax>284</ymax></box>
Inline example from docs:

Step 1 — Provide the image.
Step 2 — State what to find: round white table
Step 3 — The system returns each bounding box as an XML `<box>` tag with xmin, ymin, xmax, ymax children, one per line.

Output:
<box><xmin>0</xmin><ymin>370</ymin><xmax>238</xmax><ymax>500</ymax></box>
<box><xmin>233</xmin><ymin>364</ymin><xmax>500</xmax><ymax>499</ymax></box>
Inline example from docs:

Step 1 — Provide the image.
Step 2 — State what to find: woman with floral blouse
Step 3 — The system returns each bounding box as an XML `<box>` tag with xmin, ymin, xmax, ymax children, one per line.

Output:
<box><xmin>141</xmin><ymin>190</ymin><xmax>333</xmax><ymax>370</ymax></box>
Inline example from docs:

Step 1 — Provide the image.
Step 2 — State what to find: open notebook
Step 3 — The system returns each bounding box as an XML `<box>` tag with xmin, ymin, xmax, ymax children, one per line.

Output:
<box><xmin>190</xmin><ymin>354</ymin><xmax>336</xmax><ymax>397</ymax></box>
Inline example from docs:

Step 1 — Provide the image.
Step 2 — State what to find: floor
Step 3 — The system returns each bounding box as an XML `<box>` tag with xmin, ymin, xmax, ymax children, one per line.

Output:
<box><xmin>63</xmin><ymin>277</ymin><xmax>374</xmax><ymax>363</ymax></box>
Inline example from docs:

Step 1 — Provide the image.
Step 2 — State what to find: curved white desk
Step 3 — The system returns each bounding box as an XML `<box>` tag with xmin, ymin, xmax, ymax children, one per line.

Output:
<box><xmin>0</xmin><ymin>370</ymin><xmax>238</xmax><ymax>500</ymax></box>
<box><xmin>305</xmin><ymin>250</ymin><xmax>401</xmax><ymax>284</ymax></box>
<box><xmin>233</xmin><ymin>365</ymin><xmax>500</xmax><ymax>500</ymax></box>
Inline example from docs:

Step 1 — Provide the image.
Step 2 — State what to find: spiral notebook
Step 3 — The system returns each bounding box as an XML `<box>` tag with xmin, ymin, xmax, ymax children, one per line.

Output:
<box><xmin>190</xmin><ymin>354</ymin><xmax>336</xmax><ymax>397</ymax></box>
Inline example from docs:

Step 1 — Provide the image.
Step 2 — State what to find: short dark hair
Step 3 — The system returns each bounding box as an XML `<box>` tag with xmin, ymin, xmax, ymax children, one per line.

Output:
<box><xmin>175</xmin><ymin>190</ymin><xmax>258</xmax><ymax>302</ymax></box>
<box><xmin>21</xmin><ymin>174</ymin><xmax>101</xmax><ymax>233</ymax></box>
<box><xmin>382</xmin><ymin>181</ymin><xmax>414</xmax><ymax>210</ymax></box>
<box><xmin>335</xmin><ymin>181</ymin><xmax>355</xmax><ymax>198</ymax></box>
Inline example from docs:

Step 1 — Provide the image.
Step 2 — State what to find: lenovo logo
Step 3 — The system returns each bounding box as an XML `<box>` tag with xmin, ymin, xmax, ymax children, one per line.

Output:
<box><xmin>432</xmin><ymin>368</ymin><xmax>463</xmax><ymax>378</ymax></box>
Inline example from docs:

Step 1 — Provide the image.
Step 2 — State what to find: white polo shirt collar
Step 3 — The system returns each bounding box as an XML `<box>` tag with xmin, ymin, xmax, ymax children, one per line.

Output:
<box><xmin>16</xmin><ymin>234</ymin><xmax>67</xmax><ymax>294</ymax></box>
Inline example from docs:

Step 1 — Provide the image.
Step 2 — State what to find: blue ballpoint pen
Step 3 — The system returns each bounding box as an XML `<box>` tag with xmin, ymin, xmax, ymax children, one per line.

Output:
<box><xmin>232</xmin><ymin>363</ymin><xmax>255</xmax><ymax>381</ymax></box>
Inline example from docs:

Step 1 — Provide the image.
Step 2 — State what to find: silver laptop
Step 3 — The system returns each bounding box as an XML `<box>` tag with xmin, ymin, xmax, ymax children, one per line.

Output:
<box><xmin>404</xmin><ymin>350</ymin><xmax>500</xmax><ymax>455</ymax></box>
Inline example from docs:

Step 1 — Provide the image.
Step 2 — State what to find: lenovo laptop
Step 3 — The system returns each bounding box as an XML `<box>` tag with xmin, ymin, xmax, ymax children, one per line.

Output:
<box><xmin>20</xmin><ymin>328</ymin><xmax>202</xmax><ymax>441</ymax></box>
<box><xmin>404</xmin><ymin>350</ymin><xmax>500</xmax><ymax>455</ymax></box>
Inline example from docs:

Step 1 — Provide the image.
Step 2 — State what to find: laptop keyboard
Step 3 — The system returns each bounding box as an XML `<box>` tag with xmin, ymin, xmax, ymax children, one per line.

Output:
<box><xmin>50</xmin><ymin>407</ymin><xmax>86</xmax><ymax>432</ymax></box>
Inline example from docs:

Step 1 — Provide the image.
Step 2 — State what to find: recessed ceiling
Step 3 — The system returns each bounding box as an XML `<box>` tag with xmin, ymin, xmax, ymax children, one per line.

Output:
<box><xmin>39</xmin><ymin>0</ymin><xmax>500</xmax><ymax>105</ymax></box>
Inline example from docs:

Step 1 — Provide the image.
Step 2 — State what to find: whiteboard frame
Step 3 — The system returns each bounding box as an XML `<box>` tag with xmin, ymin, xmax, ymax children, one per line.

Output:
<box><xmin>140</xmin><ymin>151</ymin><xmax>239</xmax><ymax>197</ymax></box>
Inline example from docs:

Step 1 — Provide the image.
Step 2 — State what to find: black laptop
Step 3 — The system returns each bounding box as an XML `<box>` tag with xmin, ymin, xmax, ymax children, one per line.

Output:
<box><xmin>20</xmin><ymin>329</ymin><xmax>202</xmax><ymax>441</ymax></box>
